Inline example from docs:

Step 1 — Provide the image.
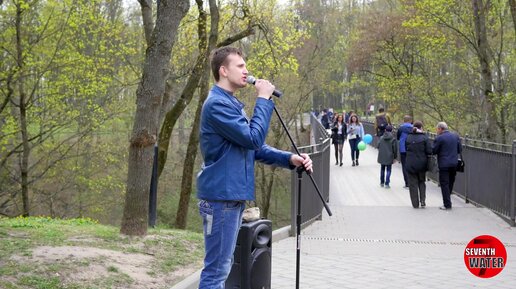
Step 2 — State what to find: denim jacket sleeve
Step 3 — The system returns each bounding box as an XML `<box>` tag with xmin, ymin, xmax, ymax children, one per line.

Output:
<box><xmin>255</xmin><ymin>144</ymin><xmax>295</xmax><ymax>169</ymax></box>
<box><xmin>207</xmin><ymin>97</ymin><xmax>274</xmax><ymax>150</ymax></box>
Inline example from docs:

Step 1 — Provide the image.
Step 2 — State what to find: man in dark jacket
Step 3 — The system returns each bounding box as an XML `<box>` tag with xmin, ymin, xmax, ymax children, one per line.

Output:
<box><xmin>321</xmin><ymin>109</ymin><xmax>330</xmax><ymax>129</ymax></box>
<box><xmin>405</xmin><ymin>121</ymin><xmax>432</xmax><ymax>208</ymax></box>
<box><xmin>432</xmin><ymin>121</ymin><xmax>462</xmax><ymax>210</ymax></box>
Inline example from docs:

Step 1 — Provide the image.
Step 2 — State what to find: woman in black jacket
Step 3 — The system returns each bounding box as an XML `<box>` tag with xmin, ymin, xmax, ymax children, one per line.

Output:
<box><xmin>405</xmin><ymin>121</ymin><xmax>432</xmax><ymax>208</ymax></box>
<box><xmin>331</xmin><ymin>114</ymin><xmax>347</xmax><ymax>166</ymax></box>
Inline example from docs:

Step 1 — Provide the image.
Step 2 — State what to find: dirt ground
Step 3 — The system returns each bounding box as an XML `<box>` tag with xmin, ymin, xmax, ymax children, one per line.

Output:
<box><xmin>11</xmin><ymin>245</ymin><xmax>198</xmax><ymax>289</ymax></box>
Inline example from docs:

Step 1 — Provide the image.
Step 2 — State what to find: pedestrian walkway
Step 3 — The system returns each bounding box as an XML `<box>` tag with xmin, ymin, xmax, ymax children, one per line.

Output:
<box><xmin>271</xmin><ymin>142</ymin><xmax>516</xmax><ymax>288</ymax></box>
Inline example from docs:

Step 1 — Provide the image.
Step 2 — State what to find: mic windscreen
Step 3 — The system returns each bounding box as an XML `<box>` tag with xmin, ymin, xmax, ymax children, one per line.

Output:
<box><xmin>246</xmin><ymin>76</ymin><xmax>256</xmax><ymax>85</ymax></box>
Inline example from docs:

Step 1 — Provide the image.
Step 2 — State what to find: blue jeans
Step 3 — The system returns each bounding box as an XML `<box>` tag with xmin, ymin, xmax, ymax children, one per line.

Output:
<box><xmin>198</xmin><ymin>200</ymin><xmax>245</xmax><ymax>289</ymax></box>
<box><xmin>349</xmin><ymin>138</ymin><xmax>360</xmax><ymax>160</ymax></box>
<box><xmin>380</xmin><ymin>164</ymin><xmax>392</xmax><ymax>185</ymax></box>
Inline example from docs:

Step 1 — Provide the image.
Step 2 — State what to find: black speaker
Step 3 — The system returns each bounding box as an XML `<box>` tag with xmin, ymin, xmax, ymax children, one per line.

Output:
<box><xmin>225</xmin><ymin>219</ymin><xmax>272</xmax><ymax>289</ymax></box>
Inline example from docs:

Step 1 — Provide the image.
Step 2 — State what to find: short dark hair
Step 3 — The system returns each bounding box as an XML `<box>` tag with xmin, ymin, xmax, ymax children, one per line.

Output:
<box><xmin>412</xmin><ymin>121</ymin><xmax>423</xmax><ymax>133</ymax></box>
<box><xmin>379</xmin><ymin>107</ymin><xmax>385</xmax><ymax>113</ymax></box>
<box><xmin>210</xmin><ymin>46</ymin><xmax>243</xmax><ymax>82</ymax></box>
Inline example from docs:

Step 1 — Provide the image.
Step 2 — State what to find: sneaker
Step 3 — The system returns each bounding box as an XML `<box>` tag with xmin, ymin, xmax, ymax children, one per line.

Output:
<box><xmin>385</xmin><ymin>185</ymin><xmax>390</xmax><ymax>189</ymax></box>
<box><xmin>380</xmin><ymin>183</ymin><xmax>384</xmax><ymax>187</ymax></box>
<box><xmin>356</xmin><ymin>160</ymin><xmax>359</xmax><ymax>166</ymax></box>
<box><xmin>335</xmin><ymin>161</ymin><xmax>339</xmax><ymax>165</ymax></box>
<box><xmin>439</xmin><ymin>206</ymin><xmax>451</xmax><ymax>210</ymax></box>
<box><xmin>421</xmin><ymin>202</ymin><xmax>426</xmax><ymax>208</ymax></box>
<box><xmin>403</xmin><ymin>185</ymin><xmax>409</xmax><ymax>189</ymax></box>
<box><xmin>352</xmin><ymin>161</ymin><xmax>356</xmax><ymax>167</ymax></box>
<box><xmin>340</xmin><ymin>162</ymin><xmax>343</xmax><ymax>167</ymax></box>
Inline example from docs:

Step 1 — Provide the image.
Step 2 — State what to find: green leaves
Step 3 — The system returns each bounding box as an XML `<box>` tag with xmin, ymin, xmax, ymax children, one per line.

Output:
<box><xmin>0</xmin><ymin>0</ymin><xmax>138</xmax><ymax>218</ymax></box>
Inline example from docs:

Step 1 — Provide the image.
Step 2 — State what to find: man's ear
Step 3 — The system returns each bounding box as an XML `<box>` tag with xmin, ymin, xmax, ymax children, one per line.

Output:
<box><xmin>219</xmin><ymin>66</ymin><xmax>227</xmax><ymax>78</ymax></box>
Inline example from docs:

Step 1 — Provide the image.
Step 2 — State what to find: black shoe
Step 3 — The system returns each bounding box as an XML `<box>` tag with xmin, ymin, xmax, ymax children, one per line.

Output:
<box><xmin>352</xmin><ymin>161</ymin><xmax>356</xmax><ymax>167</ymax></box>
<box><xmin>355</xmin><ymin>160</ymin><xmax>359</xmax><ymax>166</ymax></box>
<box><xmin>421</xmin><ymin>202</ymin><xmax>426</xmax><ymax>208</ymax></box>
<box><xmin>340</xmin><ymin>162</ymin><xmax>343</xmax><ymax>167</ymax></box>
<box><xmin>439</xmin><ymin>206</ymin><xmax>451</xmax><ymax>210</ymax></box>
<box><xmin>335</xmin><ymin>161</ymin><xmax>339</xmax><ymax>165</ymax></box>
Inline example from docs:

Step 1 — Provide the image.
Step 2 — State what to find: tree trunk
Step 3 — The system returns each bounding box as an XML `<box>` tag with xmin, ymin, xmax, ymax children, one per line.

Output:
<box><xmin>260</xmin><ymin>167</ymin><xmax>276</xmax><ymax>219</ymax></box>
<box><xmin>509</xmin><ymin>0</ymin><xmax>516</xmax><ymax>41</ymax></box>
<box><xmin>471</xmin><ymin>0</ymin><xmax>497</xmax><ymax>140</ymax></box>
<box><xmin>19</xmin><ymin>88</ymin><xmax>30</xmax><ymax>217</ymax></box>
<box><xmin>157</xmin><ymin>41</ymin><xmax>207</xmax><ymax>179</ymax></box>
<box><xmin>120</xmin><ymin>0</ymin><xmax>189</xmax><ymax>237</ymax></box>
<box><xmin>175</xmin><ymin>0</ymin><xmax>216</xmax><ymax>229</ymax></box>
<box><xmin>14</xmin><ymin>3</ymin><xmax>30</xmax><ymax>216</ymax></box>
<box><xmin>138</xmin><ymin>0</ymin><xmax>154</xmax><ymax>46</ymax></box>
<box><xmin>175</xmin><ymin>74</ymin><xmax>206</xmax><ymax>228</ymax></box>
<box><xmin>294</xmin><ymin>114</ymin><xmax>300</xmax><ymax>145</ymax></box>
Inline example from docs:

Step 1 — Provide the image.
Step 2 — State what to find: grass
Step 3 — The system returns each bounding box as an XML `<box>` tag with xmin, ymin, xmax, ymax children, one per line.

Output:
<box><xmin>0</xmin><ymin>216</ymin><xmax>204</xmax><ymax>289</ymax></box>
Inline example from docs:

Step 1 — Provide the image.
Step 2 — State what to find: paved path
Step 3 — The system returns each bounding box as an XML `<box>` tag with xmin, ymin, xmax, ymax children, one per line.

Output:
<box><xmin>271</xmin><ymin>141</ymin><xmax>516</xmax><ymax>288</ymax></box>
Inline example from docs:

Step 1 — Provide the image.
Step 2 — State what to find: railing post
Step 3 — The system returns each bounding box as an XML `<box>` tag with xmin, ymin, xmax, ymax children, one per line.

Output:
<box><xmin>511</xmin><ymin>140</ymin><xmax>515</xmax><ymax>226</ymax></box>
<box><xmin>464</xmin><ymin>134</ymin><xmax>469</xmax><ymax>203</ymax></box>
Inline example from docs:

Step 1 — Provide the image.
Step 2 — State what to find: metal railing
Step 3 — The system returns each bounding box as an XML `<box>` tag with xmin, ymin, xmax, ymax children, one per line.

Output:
<box><xmin>290</xmin><ymin>113</ymin><xmax>331</xmax><ymax>234</ymax></box>
<box><xmin>361</xmin><ymin>120</ymin><xmax>516</xmax><ymax>226</ymax></box>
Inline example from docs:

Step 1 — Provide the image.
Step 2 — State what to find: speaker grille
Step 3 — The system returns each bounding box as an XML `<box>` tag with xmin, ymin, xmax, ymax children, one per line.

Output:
<box><xmin>250</xmin><ymin>248</ymin><xmax>271</xmax><ymax>289</ymax></box>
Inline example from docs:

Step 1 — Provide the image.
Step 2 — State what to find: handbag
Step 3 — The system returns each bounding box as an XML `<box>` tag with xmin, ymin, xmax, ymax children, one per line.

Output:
<box><xmin>456</xmin><ymin>152</ymin><xmax>465</xmax><ymax>173</ymax></box>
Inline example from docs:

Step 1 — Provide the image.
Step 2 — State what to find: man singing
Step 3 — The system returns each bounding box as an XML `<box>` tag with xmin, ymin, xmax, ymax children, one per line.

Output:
<box><xmin>196</xmin><ymin>46</ymin><xmax>313</xmax><ymax>288</ymax></box>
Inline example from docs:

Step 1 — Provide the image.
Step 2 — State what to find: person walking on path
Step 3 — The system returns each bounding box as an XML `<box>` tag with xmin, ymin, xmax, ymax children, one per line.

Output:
<box><xmin>377</xmin><ymin>125</ymin><xmax>397</xmax><ymax>188</ymax></box>
<box><xmin>405</xmin><ymin>121</ymin><xmax>432</xmax><ymax>208</ymax></box>
<box><xmin>347</xmin><ymin>114</ymin><xmax>364</xmax><ymax>166</ymax></box>
<box><xmin>321</xmin><ymin>109</ymin><xmax>330</xmax><ymax>129</ymax></box>
<box><xmin>196</xmin><ymin>46</ymin><xmax>313</xmax><ymax>289</ymax></box>
<box><xmin>345</xmin><ymin>110</ymin><xmax>353</xmax><ymax>123</ymax></box>
<box><xmin>331</xmin><ymin>114</ymin><xmax>347</xmax><ymax>166</ymax></box>
<box><xmin>397</xmin><ymin>115</ymin><xmax>413</xmax><ymax>188</ymax></box>
<box><xmin>374</xmin><ymin>107</ymin><xmax>391</xmax><ymax>137</ymax></box>
<box><xmin>432</xmin><ymin>121</ymin><xmax>461</xmax><ymax>210</ymax></box>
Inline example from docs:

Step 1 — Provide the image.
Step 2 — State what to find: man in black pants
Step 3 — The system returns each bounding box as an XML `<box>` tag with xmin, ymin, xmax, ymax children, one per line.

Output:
<box><xmin>432</xmin><ymin>122</ymin><xmax>462</xmax><ymax>210</ymax></box>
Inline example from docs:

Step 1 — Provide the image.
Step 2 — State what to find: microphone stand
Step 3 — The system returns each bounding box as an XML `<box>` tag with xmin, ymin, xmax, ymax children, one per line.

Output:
<box><xmin>271</xmin><ymin>102</ymin><xmax>332</xmax><ymax>289</ymax></box>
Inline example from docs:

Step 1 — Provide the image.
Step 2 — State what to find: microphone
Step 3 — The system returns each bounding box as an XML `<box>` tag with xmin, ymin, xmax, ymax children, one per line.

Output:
<box><xmin>246</xmin><ymin>75</ymin><xmax>283</xmax><ymax>98</ymax></box>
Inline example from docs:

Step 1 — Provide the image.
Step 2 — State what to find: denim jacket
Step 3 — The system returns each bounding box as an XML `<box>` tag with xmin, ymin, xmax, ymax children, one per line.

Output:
<box><xmin>397</xmin><ymin>123</ymin><xmax>413</xmax><ymax>153</ymax></box>
<box><xmin>197</xmin><ymin>85</ymin><xmax>294</xmax><ymax>201</ymax></box>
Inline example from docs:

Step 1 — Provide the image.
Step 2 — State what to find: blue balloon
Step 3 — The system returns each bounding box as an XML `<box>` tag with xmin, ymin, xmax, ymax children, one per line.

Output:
<box><xmin>363</xmin><ymin>134</ymin><xmax>373</xmax><ymax>144</ymax></box>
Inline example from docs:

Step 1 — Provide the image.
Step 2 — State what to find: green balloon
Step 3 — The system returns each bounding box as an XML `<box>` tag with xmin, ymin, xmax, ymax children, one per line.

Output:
<box><xmin>357</xmin><ymin>141</ymin><xmax>367</xmax><ymax>151</ymax></box>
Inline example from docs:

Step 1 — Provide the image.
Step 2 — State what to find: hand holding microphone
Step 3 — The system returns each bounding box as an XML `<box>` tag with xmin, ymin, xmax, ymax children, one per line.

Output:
<box><xmin>246</xmin><ymin>75</ymin><xmax>283</xmax><ymax>98</ymax></box>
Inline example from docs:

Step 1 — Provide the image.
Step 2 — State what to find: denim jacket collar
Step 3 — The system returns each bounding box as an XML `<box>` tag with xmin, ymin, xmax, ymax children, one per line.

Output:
<box><xmin>213</xmin><ymin>85</ymin><xmax>245</xmax><ymax>111</ymax></box>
